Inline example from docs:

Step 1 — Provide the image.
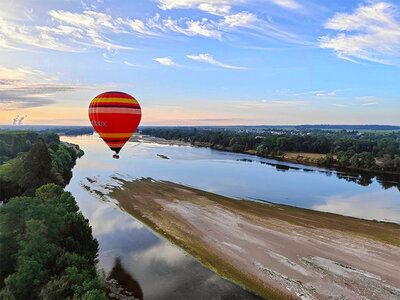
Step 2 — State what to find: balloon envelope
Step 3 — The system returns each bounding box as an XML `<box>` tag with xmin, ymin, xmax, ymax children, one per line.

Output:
<box><xmin>89</xmin><ymin>91</ymin><xmax>141</xmax><ymax>155</ymax></box>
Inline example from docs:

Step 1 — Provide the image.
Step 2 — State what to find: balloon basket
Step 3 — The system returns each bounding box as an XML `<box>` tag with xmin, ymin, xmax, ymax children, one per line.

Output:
<box><xmin>113</xmin><ymin>154</ymin><xmax>120</xmax><ymax>159</ymax></box>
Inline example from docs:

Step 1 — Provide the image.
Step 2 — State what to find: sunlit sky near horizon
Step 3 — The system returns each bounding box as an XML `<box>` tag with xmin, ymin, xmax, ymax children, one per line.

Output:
<box><xmin>0</xmin><ymin>0</ymin><xmax>399</xmax><ymax>126</ymax></box>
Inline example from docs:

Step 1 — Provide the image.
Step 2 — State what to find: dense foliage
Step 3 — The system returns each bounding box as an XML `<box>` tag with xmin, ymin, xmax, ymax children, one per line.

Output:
<box><xmin>0</xmin><ymin>131</ymin><xmax>59</xmax><ymax>162</ymax></box>
<box><xmin>38</xmin><ymin>127</ymin><xmax>94</xmax><ymax>136</ymax></box>
<box><xmin>0</xmin><ymin>184</ymin><xmax>106</xmax><ymax>299</ymax></box>
<box><xmin>141</xmin><ymin>128</ymin><xmax>400</xmax><ymax>173</ymax></box>
<box><xmin>0</xmin><ymin>132</ymin><xmax>84</xmax><ymax>202</ymax></box>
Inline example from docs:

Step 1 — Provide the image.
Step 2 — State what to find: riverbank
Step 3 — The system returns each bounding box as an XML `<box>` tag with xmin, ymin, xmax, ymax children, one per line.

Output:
<box><xmin>193</xmin><ymin>141</ymin><xmax>400</xmax><ymax>177</ymax></box>
<box><xmin>95</xmin><ymin>177</ymin><xmax>400</xmax><ymax>300</ymax></box>
<box><xmin>138</xmin><ymin>129</ymin><xmax>400</xmax><ymax>177</ymax></box>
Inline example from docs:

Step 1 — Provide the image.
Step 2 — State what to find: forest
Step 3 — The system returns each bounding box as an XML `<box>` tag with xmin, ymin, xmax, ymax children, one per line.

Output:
<box><xmin>0</xmin><ymin>184</ymin><xmax>106</xmax><ymax>299</ymax></box>
<box><xmin>141</xmin><ymin>128</ymin><xmax>400</xmax><ymax>173</ymax></box>
<box><xmin>0</xmin><ymin>132</ymin><xmax>83</xmax><ymax>202</ymax></box>
<box><xmin>0</xmin><ymin>131</ymin><xmax>106</xmax><ymax>299</ymax></box>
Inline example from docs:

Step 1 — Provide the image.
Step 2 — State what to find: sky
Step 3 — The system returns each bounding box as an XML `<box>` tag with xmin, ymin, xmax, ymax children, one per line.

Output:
<box><xmin>0</xmin><ymin>0</ymin><xmax>399</xmax><ymax>126</ymax></box>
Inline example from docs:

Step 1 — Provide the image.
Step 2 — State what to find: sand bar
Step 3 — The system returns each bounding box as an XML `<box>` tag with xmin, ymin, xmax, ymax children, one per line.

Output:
<box><xmin>93</xmin><ymin>178</ymin><xmax>400</xmax><ymax>299</ymax></box>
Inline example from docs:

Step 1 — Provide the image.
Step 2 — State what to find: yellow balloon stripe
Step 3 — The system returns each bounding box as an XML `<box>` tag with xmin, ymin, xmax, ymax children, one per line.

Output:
<box><xmin>98</xmin><ymin>132</ymin><xmax>134</xmax><ymax>138</ymax></box>
<box><xmin>92</xmin><ymin>97</ymin><xmax>139</xmax><ymax>104</ymax></box>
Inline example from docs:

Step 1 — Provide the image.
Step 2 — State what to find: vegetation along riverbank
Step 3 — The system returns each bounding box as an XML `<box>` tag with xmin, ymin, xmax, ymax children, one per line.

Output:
<box><xmin>0</xmin><ymin>131</ymin><xmax>83</xmax><ymax>201</ymax></box>
<box><xmin>0</xmin><ymin>131</ymin><xmax>108</xmax><ymax>298</ymax></box>
<box><xmin>140</xmin><ymin>128</ymin><xmax>400</xmax><ymax>175</ymax></box>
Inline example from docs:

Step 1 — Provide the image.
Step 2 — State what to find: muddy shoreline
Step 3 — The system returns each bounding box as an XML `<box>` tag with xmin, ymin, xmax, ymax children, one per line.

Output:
<box><xmin>96</xmin><ymin>178</ymin><xmax>400</xmax><ymax>299</ymax></box>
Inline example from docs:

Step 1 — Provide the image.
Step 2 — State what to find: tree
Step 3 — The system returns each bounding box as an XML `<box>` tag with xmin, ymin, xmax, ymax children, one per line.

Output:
<box><xmin>19</xmin><ymin>138</ymin><xmax>59</xmax><ymax>193</ymax></box>
<box><xmin>0</xmin><ymin>186</ymin><xmax>105</xmax><ymax>299</ymax></box>
<box><xmin>3</xmin><ymin>219</ymin><xmax>57</xmax><ymax>299</ymax></box>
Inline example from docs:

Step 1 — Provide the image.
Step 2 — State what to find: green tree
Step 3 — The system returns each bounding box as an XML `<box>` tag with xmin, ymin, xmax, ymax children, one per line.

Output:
<box><xmin>19</xmin><ymin>138</ymin><xmax>60</xmax><ymax>193</ymax></box>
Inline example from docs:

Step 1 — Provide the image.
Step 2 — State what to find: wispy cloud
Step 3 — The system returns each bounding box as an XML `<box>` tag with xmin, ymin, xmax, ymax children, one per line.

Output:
<box><xmin>220</xmin><ymin>12</ymin><xmax>258</xmax><ymax>27</ymax></box>
<box><xmin>316</xmin><ymin>91</ymin><xmax>336</xmax><ymax>97</ymax></box>
<box><xmin>294</xmin><ymin>89</ymin><xmax>354</xmax><ymax>97</ymax></box>
<box><xmin>357</xmin><ymin>96</ymin><xmax>377</xmax><ymax>101</ymax></box>
<box><xmin>159</xmin><ymin>16</ymin><xmax>221</xmax><ymax>38</ymax></box>
<box><xmin>186</xmin><ymin>53</ymin><xmax>246</xmax><ymax>69</ymax></box>
<box><xmin>155</xmin><ymin>0</ymin><xmax>302</xmax><ymax>15</ymax></box>
<box><xmin>148</xmin><ymin>2</ymin><xmax>306</xmax><ymax>43</ymax></box>
<box><xmin>0</xmin><ymin>10</ymin><xmax>137</xmax><ymax>51</ymax></box>
<box><xmin>154</xmin><ymin>56</ymin><xmax>177</xmax><ymax>66</ymax></box>
<box><xmin>124</xmin><ymin>61</ymin><xmax>142</xmax><ymax>67</ymax></box>
<box><xmin>116</xmin><ymin>17</ymin><xmax>157</xmax><ymax>36</ymax></box>
<box><xmin>103</xmin><ymin>53</ymin><xmax>112</xmax><ymax>63</ymax></box>
<box><xmin>294</xmin><ymin>90</ymin><xmax>326</xmax><ymax>96</ymax></box>
<box><xmin>155</xmin><ymin>0</ymin><xmax>236</xmax><ymax>16</ymax></box>
<box><xmin>233</xmin><ymin>100</ymin><xmax>307</xmax><ymax>109</ymax></box>
<box><xmin>319</xmin><ymin>2</ymin><xmax>400</xmax><ymax>65</ymax></box>
<box><xmin>0</xmin><ymin>4</ymin><xmax>308</xmax><ymax>53</ymax></box>
<box><xmin>47</xmin><ymin>10</ymin><xmax>135</xmax><ymax>50</ymax></box>
<box><xmin>268</xmin><ymin>0</ymin><xmax>302</xmax><ymax>10</ymax></box>
<box><xmin>0</xmin><ymin>65</ymin><xmax>84</xmax><ymax>110</ymax></box>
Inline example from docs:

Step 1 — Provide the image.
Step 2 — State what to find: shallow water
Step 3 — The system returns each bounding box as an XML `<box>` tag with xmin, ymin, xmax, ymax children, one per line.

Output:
<box><xmin>64</xmin><ymin>134</ymin><xmax>400</xmax><ymax>299</ymax></box>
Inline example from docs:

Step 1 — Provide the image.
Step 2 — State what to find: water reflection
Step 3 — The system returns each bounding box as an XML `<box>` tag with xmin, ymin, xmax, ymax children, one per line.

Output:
<box><xmin>66</xmin><ymin>163</ymin><xmax>263</xmax><ymax>299</ymax></box>
<box><xmin>108</xmin><ymin>258</ymin><xmax>143</xmax><ymax>300</ymax></box>
<box><xmin>236</xmin><ymin>158</ymin><xmax>400</xmax><ymax>190</ymax></box>
<box><xmin>63</xmin><ymin>134</ymin><xmax>400</xmax><ymax>299</ymax></box>
<box><xmin>314</xmin><ymin>190</ymin><xmax>400</xmax><ymax>223</ymax></box>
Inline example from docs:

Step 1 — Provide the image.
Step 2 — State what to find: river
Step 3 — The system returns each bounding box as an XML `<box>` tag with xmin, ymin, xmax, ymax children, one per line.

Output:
<box><xmin>63</xmin><ymin>134</ymin><xmax>400</xmax><ymax>299</ymax></box>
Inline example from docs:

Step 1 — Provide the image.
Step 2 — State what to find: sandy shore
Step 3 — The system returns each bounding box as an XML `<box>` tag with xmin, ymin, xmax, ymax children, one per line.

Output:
<box><xmin>93</xmin><ymin>178</ymin><xmax>400</xmax><ymax>299</ymax></box>
<box><xmin>128</xmin><ymin>134</ymin><xmax>190</xmax><ymax>146</ymax></box>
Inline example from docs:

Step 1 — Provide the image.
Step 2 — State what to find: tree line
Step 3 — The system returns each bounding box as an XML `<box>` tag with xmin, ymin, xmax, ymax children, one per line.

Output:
<box><xmin>0</xmin><ymin>131</ymin><xmax>106</xmax><ymax>298</ymax></box>
<box><xmin>0</xmin><ymin>132</ymin><xmax>84</xmax><ymax>202</ymax></box>
<box><xmin>0</xmin><ymin>131</ymin><xmax>60</xmax><ymax>162</ymax></box>
<box><xmin>0</xmin><ymin>184</ymin><xmax>106</xmax><ymax>299</ymax></box>
<box><xmin>141</xmin><ymin>128</ymin><xmax>400</xmax><ymax>173</ymax></box>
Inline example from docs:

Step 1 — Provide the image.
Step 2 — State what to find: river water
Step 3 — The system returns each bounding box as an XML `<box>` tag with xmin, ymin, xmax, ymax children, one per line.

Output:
<box><xmin>63</xmin><ymin>134</ymin><xmax>400</xmax><ymax>299</ymax></box>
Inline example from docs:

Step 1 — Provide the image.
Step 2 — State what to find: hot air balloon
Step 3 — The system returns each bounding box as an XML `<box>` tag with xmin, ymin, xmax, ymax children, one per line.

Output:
<box><xmin>89</xmin><ymin>91</ymin><xmax>141</xmax><ymax>159</ymax></box>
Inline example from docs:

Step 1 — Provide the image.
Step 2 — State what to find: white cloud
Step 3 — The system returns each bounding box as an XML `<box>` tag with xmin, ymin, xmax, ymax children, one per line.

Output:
<box><xmin>294</xmin><ymin>90</ymin><xmax>326</xmax><ymax>96</ymax></box>
<box><xmin>316</xmin><ymin>91</ymin><xmax>336</xmax><ymax>97</ymax></box>
<box><xmin>0</xmin><ymin>9</ymin><xmax>162</xmax><ymax>52</ymax></box>
<box><xmin>48</xmin><ymin>10</ymin><xmax>134</xmax><ymax>50</ymax></box>
<box><xmin>124</xmin><ymin>61</ymin><xmax>142</xmax><ymax>67</ymax></box>
<box><xmin>48</xmin><ymin>10</ymin><xmax>116</xmax><ymax>30</ymax></box>
<box><xmin>319</xmin><ymin>2</ymin><xmax>400</xmax><ymax>64</ymax></box>
<box><xmin>155</xmin><ymin>0</ymin><xmax>302</xmax><ymax>15</ymax></box>
<box><xmin>0</xmin><ymin>65</ymin><xmax>83</xmax><ymax>110</ymax></box>
<box><xmin>362</xmin><ymin>102</ymin><xmax>378</xmax><ymax>106</ymax></box>
<box><xmin>356</xmin><ymin>96</ymin><xmax>377</xmax><ymax>102</ymax></box>
<box><xmin>155</xmin><ymin>0</ymin><xmax>236</xmax><ymax>15</ymax></box>
<box><xmin>186</xmin><ymin>53</ymin><xmax>246</xmax><ymax>69</ymax></box>
<box><xmin>268</xmin><ymin>0</ymin><xmax>301</xmax><ymax>10</ymax></box>
<box><xmin>117</xmin><ymin>17</ymin><xmax>156</xmax><ymax>35</ymax></box>
<box><xmin>0</xmin><ymin>10</ymin><xmax>136</xmax><ymax>51</ymax></box>
<box><xmin>0</xmin><ymin>16</ymin><xmax>75</xmax><ymax>51</ymax></box>
<box><xmin>103</xmin><ymin>53</ymin><xmax>112</xmax><ymax>63</ymax></box>
<box><xmin>220</xmin><ymin>12</ymin><xmax>257</xmax><ymax>27</ymax></box>
<box><xmin>161</xmin><ymin>17</ymin><xmax>221</xmax><ymax>38</ymax></box>
<box><xmin>0</xmin><ymin>4</ymin><xmax>306</xmax><ymax>54</ymax></box>
<box><xmin>154</xmin><ymin>56</ymin><xmax>177</xmax><ymax>66</ymax></box>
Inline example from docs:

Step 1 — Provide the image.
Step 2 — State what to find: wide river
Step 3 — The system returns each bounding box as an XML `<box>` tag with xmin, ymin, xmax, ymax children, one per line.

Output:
<box><xmin>63</xmin><ymin>134</ymin><xmax>400</xmax><ymax>299</ymax></box>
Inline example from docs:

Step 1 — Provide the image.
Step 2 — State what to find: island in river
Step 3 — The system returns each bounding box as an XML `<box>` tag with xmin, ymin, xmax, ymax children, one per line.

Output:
<box><xmin>86</xmin><ymin>177</ymin><xmax>400</xmax><ymax>300</ymax></box>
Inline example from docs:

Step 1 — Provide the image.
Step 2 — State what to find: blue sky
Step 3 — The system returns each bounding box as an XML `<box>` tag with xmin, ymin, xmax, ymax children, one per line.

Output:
<box><xmin>0</xmin><ymin>0</ymin><xmax>399</xmax><ymax>125</ymax></box>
